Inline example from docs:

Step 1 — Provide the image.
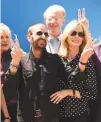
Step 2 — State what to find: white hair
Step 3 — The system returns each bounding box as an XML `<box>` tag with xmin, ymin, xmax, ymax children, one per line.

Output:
<box><xmin>0</xmin><ymin>23</ymin><xmax>11</xmax><ymax>37</ymax></box>
<box><xmin>43</xmin><ymin>5</ymin><xmax>66</xmax><ymax>19</ymax></box>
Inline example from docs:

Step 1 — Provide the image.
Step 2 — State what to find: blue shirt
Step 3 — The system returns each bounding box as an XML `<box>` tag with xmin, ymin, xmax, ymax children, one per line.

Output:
<box><xmin>46</xmin><ymin>33</ymin><xmax>62</xmax><ymax>54</ymax></box>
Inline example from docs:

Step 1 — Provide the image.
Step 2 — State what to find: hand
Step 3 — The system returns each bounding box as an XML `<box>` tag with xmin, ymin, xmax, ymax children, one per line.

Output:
<box><xmin>50</xmin><ymin>90</ymin><xmax>81</xmax><ymax>104</ymax></box>
<box><xmin>4</xmin><ymin>119</ymin><xmax>10</xmax><ymax>122</ymax></box>
<box><xmin>75</xmin><ymin>90</ymin><xmax>81</xmax><ymax>99</ymax></box>
<box><xmin>93</xmin><ymin>36</ymin><xmax>101</xmax><ymax>48</ymax></box>
<box><xmin>10</xmin><ymin>38</ymin><xmax>22</xmax><ymax>65</ymax></box>
<box><xmin>80</xmin><ymin>36</ymin><xmax>95</xmax><ymax>63</ymax></box>
<box><xmin>78</xmin><ymin>8</ymin><xmax>89</xmax><ymax>29</ymax></box>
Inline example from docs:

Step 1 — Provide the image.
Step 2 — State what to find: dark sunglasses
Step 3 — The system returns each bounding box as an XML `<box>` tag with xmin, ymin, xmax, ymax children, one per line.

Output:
<box><xmin>36</xmin><ymin>31</ymin><xmax>49</xmax><ymax>37</ymax></box>
<box><xmin>70</xmin><ymin>31</ymin><xmax>85</xmax><ymax>37</ymax></box>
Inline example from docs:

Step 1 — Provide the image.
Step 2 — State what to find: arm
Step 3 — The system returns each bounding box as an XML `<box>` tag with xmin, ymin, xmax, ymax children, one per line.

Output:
<box><xmin>50</xmin><ymin>89</ymin><xmax>80</xmax><ymax>104</ymax></box>
<box><xmin>5</xmin><ymin>39</ymin><xmax>22</xmax><ymax>83</ymax></box>
<box><xmin>79</xmin><ymin>59</ymin><xmax>97</xmax><ymax>101</ymax></box>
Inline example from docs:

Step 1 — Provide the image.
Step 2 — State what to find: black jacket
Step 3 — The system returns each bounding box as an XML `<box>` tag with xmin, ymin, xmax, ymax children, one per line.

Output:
<box><xmin>1</xmin><ymin>49</ymin><xmax>19</xmax><ymax>121</ymax></box>
<box><xmin>5</xmin><ymin>49</ymin><xmax>86</xmax><ymax>122</ymax></box>
<box><xmin>2</xmin><ymin>49</ymin><xmax>19</xmax><ymax>103</ymax></box>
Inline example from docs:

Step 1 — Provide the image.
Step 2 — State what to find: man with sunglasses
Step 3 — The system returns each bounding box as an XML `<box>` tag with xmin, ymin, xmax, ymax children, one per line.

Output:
<box><xmin>5</xmin><ymin>23</ymin><xmax>89</xmax><ymax>122</ymax></box>
<box><xmin>43</xmin><ymin>5</ymin><xmax>66</xmax><ymax>54</ymax></box>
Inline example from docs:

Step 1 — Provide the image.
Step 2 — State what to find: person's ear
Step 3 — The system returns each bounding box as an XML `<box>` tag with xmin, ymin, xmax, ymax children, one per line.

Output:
<box><xmin>27</xmin><ymin>33</ymin><xmax>31</xmax><ymax>42</ymax></box>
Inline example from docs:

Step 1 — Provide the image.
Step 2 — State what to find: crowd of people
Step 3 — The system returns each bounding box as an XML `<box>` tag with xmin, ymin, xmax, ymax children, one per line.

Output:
<box><xmin>0</xmin><ymin>4</ymin><xmax>101</xmax><ymax>122</ymax></box>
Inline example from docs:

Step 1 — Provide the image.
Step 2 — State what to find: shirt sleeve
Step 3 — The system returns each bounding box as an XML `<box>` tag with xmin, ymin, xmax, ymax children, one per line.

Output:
<box><xmin>80</xmin><ymin>60</ymin><xmax>97</xmax><ymax>101</ymax></box>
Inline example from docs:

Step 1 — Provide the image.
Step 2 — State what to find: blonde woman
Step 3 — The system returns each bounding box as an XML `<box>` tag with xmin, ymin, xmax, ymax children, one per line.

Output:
<box><xmin>51</xmin><ymin>20</ymin><xmax>97</xmax><ymax>122</ymax></box>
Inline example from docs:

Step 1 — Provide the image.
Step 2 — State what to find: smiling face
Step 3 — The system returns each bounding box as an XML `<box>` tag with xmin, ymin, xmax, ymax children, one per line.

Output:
<box><xmin>44</xmin><ymin>5</ymin><xmax>65</xmax><ymax>37</ymax></box>
<box><xmin>67</xmin><ymin>24</ymin><xmax>84</xmax><ymax>48</ymax></box>
<box><xmin>45</xmin><ymin>12</ymin><xmax>65</xmax><ymax>32</ymax></box>
<box><xmin>27</xmin><ymin>24</ymin><xmax>49</xmax><ymax>50</ymax></box>
<box><xmin>0</xmin><ymin>28</ymin><xmax>11</xmax><ymax>53</ymax></box>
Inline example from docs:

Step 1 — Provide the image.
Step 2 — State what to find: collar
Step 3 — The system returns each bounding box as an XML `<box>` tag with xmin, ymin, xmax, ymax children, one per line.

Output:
<box><xmin>48</xmin><ymin>32</ymin><xmax>62</xmax><ymax>42</ymax></box>
<box><xmin>28</xmin><ymin>48</ymin><xmax>48</xmax><ymax>63</ymax></box>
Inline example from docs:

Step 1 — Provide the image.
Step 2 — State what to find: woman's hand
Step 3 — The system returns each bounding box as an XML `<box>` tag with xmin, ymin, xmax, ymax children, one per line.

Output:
<box><xmin>10</xmin><ymin>39</ymin><xmax>22</xmax><ymax>66</ymax></box>
<box><xmin>80</xmin><ymin>37</ymin><xmax>95</xmax><ymax>64</ymax></box>
<box><xmin>50</xmin><ymin>89</ymin><xmax>81</xmax><ymax>104</ymax></box>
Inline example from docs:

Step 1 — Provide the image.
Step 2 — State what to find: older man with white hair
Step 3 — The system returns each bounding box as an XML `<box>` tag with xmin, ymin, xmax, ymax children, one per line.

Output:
<box><xmin>43</xmin><ymin>5</ymin><xmax>66</xmax><ymax>54</ymax></box>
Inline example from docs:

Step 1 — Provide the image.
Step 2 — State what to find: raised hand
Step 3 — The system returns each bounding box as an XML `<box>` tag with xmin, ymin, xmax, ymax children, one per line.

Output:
<box><xmin>10</xmin><ymin>35</ymin><xmax>22</xmax><ymax>65</ymax></box>
<box><xmin>78</xmin><ymin>8</ymin><xmax>89</xmax><ymax>29</ymax></box>
<box><xmin>94</xmin><ymin>37</ymin><xmax>101</xmax><ymax>48</ymax></box>
<box><xmin>50</xmin><ymin>90</ymin><xmax>81</xmax><ymax>104</ymax></box>
<box><xmin>80</xmin><ymin>36</ymin><xmax>95</xmax><ymax>63</ymax></box>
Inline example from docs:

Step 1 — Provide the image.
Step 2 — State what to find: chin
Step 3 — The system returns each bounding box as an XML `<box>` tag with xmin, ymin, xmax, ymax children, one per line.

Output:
<box><xmin>40</xmin><ymin>46</ymin><xmax>46</xmax><ymax>49</ymax></box>
<box><xmin>1</xmin><ymin>48</ymin><xmax>9</xmax><ymax>52</ymax></box>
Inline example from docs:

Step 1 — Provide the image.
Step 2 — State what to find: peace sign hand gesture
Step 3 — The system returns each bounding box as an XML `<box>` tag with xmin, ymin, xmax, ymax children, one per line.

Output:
<box><xmin>78</xmin><ymin>8</ymin><xmax>89</xmax><ymax>29</ymax></box>
<box><xmin>80</xmin><ymin>36</ymin><xmax>96</xmax><ymax>64</ymax></box>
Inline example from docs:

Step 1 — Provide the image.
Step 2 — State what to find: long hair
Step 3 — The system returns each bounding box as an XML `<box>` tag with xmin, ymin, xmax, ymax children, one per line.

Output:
<box><xmin>58</xmin><ymin>20</ymin><xmax>88</xmax><ymax>58</ymax></box>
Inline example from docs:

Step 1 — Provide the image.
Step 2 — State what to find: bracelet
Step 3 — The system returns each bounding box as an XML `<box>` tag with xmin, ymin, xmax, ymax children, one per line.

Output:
<box><xmin>73</xmin><ymin>89</ymin><xmax>75</xmax><ymax>96</ymax></box>
<box><xmin>79</xmin><ymin>61</ymin><xmax>87</xmax><ymax>65</ymax></box>
<box><xmin>4</xmin><ymin>116</ymin><xmax>11</xmax><ymax>120</ymax></box>
<box><xmin>10</xmin><ymin>63</ymin><xmax>19</xmax><ymax>69</ymax></box>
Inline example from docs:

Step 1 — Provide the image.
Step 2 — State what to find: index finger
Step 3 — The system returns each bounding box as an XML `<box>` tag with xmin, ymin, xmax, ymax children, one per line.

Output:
<box><xmin>15</xmin><ymin>39</ymin><xmax>20</xmax><ymax>48</ymax></box>
<box><xmin>11</xmin><ymin>39</ymin><xmax>16</xmax><ymax>49</ymax></box>
<box><xmin>78</xmin><ymin>9</ymin><xmax>82</xmax><ymax>21</ymax></box>
<box><xmin>50</xmin><ymin>92</ymin><xmax>58</xmax><ymax>98</ymax></box>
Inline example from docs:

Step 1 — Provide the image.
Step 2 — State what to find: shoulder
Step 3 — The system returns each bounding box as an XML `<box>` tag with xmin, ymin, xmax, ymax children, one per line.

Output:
<box><xmin>21</xmin><ymin>53</ymin><xmax>29</xmax><ymax>62</ymax></box>
<box><xmin>45</xmin><ymin>52</ymin><xmax>61</xmax><ymax>65</ymax></box>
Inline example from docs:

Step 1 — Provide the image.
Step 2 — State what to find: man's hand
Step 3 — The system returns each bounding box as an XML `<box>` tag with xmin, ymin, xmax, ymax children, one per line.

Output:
<box><xmin>78</xmin><ymin>8</ymin><xmax>89</xmax><ymax>29</ymax></box>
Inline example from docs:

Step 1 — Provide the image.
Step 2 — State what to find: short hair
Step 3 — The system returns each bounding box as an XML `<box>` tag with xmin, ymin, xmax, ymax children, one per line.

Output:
<box><xmin>43</xmin><ymin>5</ymin><xmax>66</xmax><ymax>19</ymax></box>
<box><xmin>27</xmin><ymin>23</ymin><xmax>45</xmax><ymax>35</ymax></box>
<box><xmin>0</xmin><ymin>23</ymin><xmax>11</xmax><ymax>37</ymax></box>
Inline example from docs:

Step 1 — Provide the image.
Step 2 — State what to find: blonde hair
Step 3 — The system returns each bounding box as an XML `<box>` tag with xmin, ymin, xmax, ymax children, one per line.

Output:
<box><xmin>43</xmin><ymin>5</ymin><xmax>66</xmax><ymax>19</ymax></box>
<box><xmin>0</xmin><ymin>23</ymin><xmax>11</xmax><ymax>38</ymax></box>
<box><xmin>58</xmin><ymin>20</ymin><xmax>88</xmax><ymax>58</ymax></box>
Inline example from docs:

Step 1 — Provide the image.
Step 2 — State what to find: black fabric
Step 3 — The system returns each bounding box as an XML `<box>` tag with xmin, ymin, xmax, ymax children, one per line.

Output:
<box><xmin>89</xmin><ymin>53</ymin><xmax>101</xmax><ymax>122</ymax></box>
<box><xmin>1</xmin><ymin>49</ymin><xmax>18</xmax><ymax>122</ymax></box>
<box><xmin>5</xmin><ymin>49</ymin><xmax>86</xmax><ymax>122</ymax></box>
<box><xmin>59</xmin><ymin>112</ymin><xmax>90</xmax><ymax>122</ymax></box>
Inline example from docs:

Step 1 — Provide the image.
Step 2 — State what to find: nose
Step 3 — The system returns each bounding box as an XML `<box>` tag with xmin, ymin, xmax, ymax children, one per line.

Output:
<box><xmin>2</xmin><ymin>37</ymin><xmax>8</xmax><ymax>42</ymax></box>
<box><xmin>51</xmin><ymin>19</ymin><xmax>55</xmax><ymax>23</ymax></box>
<box><xmin>75</xmin><ymin>34</ymin><xmax>79</xmax><ymax>38</ymax></box>
<box><xmin>42</xmin><ymin>33</ymin><xmax>46</xmax><ymax>38</ymax></box>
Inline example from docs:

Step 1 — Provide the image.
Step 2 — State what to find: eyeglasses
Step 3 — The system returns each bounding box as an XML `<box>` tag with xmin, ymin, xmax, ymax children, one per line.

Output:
<box><xmin>46</xmin><ymin>17</ymin><xmax>64</xmax><ymax>22</ymax></box>
<box><xmin>70</xmin><ymin>31</ymin><xmax>85</xmax><ymax>37</ymax></box>
<box><xmin>36</xmin><ymin>31</ymin><xmax>49</xmax><ymax>38</ymax></box>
